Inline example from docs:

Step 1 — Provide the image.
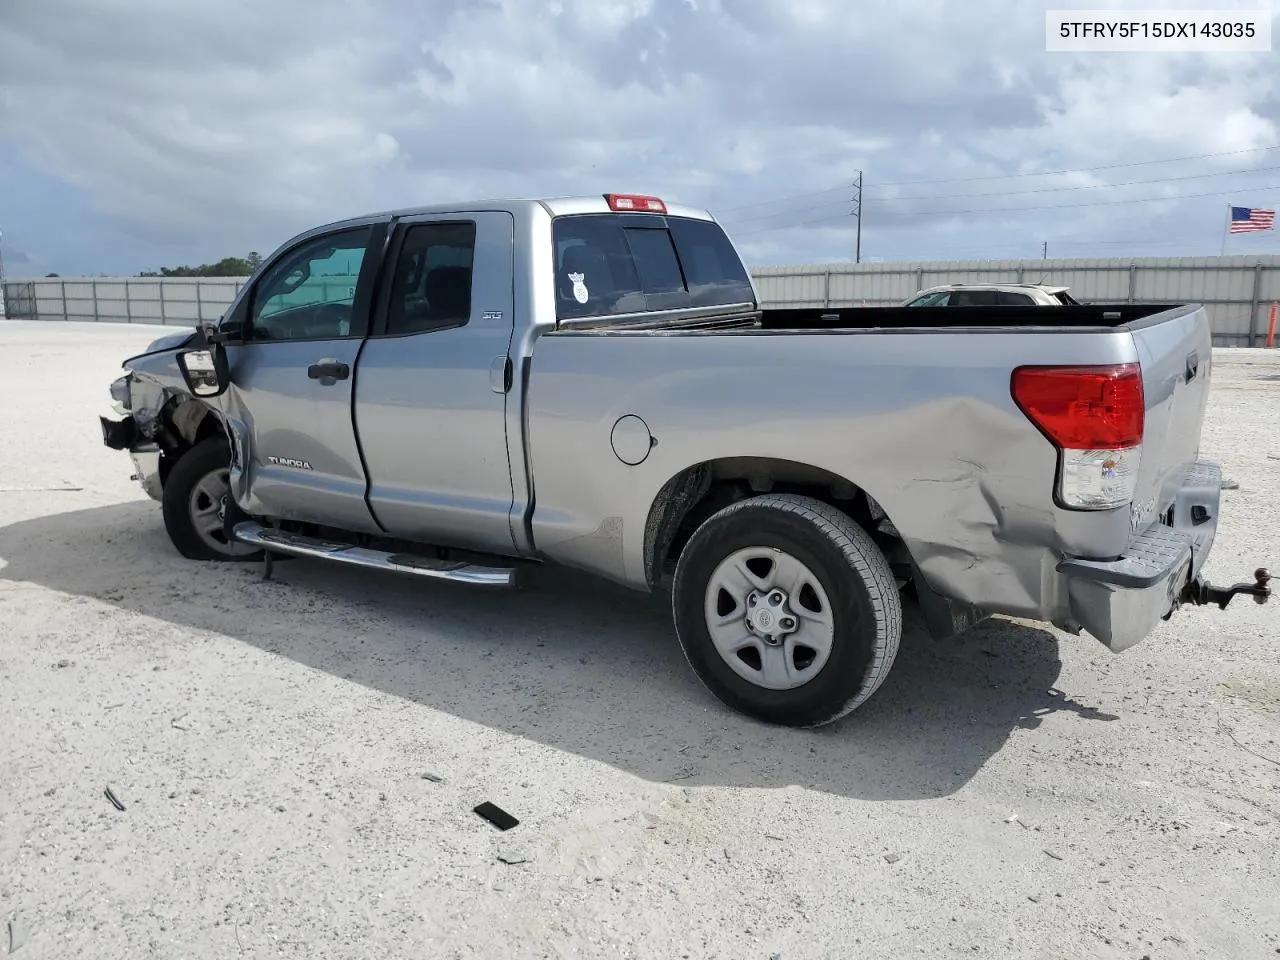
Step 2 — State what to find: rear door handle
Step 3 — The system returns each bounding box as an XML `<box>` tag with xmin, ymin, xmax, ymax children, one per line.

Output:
<box><xmin>308</xmin><ymin>360</ymin><xmax>350</xmax><ymax>381</ymax></box>
<box><xmin>1185</xmin><ymin>351</ymin><xmax>1199</xmax><ymax>383</ymax></box>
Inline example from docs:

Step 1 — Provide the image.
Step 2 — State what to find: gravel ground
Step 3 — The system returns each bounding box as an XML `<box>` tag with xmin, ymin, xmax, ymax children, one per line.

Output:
<box><xmin>1</xmin><ymin>320</ymin><xmax>1278</xmax><ymax>960</ymax></box>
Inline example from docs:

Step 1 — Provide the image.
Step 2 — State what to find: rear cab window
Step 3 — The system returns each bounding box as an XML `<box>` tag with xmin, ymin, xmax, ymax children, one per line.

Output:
<box><xmin>552</xmin><ymin>213</ymin><xmax>755</xmax><ymax>320</ymax></box>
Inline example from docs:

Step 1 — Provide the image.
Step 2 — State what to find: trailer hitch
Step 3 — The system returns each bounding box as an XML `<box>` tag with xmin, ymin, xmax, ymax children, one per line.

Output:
<box><xmin>1182</xmin><ymin>567</ymin><xmax>1271</xmax><ymax>610</ymax></box>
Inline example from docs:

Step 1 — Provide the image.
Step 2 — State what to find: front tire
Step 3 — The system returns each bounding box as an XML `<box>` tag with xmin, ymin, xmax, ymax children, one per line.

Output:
<box><xmin>160</xmin><ymin>438</ymin><xmax>263</xmax><ymax>562</ymax></box>
<box><xmin>672</xmin><ymin>494</ymin><xmax>902</xmax><ymax>728</ymax></box>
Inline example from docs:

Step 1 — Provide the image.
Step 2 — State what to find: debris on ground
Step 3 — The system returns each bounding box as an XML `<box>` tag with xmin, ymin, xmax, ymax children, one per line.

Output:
<box><xmin>8</xmin><ymin>915</ymin><xmax>29</xmax><ymax>953</ymax></box>
<box><xmin>103</xmin><ymin>786</ymin><xmax>125</xmax><ymax>811</ymax></box>
<box><xmin>497</xmin><ymin>850</ymin><xmax>530</xmax><ymax>865</ymax></box>
<box><xmin>473</xmin><ymin>801</ymin><xmax>519</xmax><ymax>831</ymax></box>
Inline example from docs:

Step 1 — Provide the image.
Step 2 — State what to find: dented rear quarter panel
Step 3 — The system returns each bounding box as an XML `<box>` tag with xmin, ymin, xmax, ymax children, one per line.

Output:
<box><xmin>525</xmin><ymin>324</ymin><xmax>1150</xmax><ymax>624</ymax></box>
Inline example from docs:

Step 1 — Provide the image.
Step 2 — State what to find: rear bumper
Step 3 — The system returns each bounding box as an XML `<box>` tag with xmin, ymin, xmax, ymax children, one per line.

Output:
<box><xmin>1058</xmin><ymin>460</ymin><xmax>1220</xmax><ymax>652</ymax></box>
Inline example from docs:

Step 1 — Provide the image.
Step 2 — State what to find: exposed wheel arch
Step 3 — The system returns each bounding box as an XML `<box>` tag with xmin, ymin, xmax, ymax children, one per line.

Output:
<box><xmin>643</xmin><ymin>456</ymin><xmax>904</xmax><ymax>591</ymax></box>
<box><xmin>154</xmin><ymin>396</ymin><xmax>225</xmax><ymax>491</ymax></box>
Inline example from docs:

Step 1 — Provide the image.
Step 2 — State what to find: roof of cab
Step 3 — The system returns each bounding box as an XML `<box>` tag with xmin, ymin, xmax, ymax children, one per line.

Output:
<box><xmin>920</xmin><ymin>282</ymin><xmax>1071</xmax><ymax>294</ymax></box>
<box><xmin>305</xmin><ymin>195</ymin><xmax>717</xmax><ymax>237</ymax></box>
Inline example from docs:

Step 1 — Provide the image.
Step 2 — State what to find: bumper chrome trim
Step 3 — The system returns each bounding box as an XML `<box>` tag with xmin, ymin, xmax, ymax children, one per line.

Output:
<box><xmin>129</xmin><ymin>447</ymin><xmax>163</xmax><ymax>502</ymax></box>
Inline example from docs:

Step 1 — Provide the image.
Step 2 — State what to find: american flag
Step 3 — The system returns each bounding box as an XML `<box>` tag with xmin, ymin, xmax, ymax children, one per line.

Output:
<box><xmin>1229</xmin><ymin>206</ymin><xmax>1275</xmax><ymax>233</ymax></box>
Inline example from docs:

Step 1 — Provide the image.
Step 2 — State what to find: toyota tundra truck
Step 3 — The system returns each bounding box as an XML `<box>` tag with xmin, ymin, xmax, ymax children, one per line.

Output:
<box><xmin>99</xmin><ymin>192</ymin><xmax>1271</xmax><ymax>728</ymax></box>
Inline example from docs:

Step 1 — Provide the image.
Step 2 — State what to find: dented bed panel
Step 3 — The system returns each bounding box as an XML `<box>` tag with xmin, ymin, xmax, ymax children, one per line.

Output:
<box><xmin>525</xmin><ymin>325</ymin><xmax>1144</xmax><ymax>620</ymax></box>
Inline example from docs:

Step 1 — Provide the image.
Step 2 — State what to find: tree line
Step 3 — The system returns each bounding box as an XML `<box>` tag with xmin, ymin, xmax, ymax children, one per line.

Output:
<box><xmin>138</xmin><ymin>252</ymin><xmax>263</xmax><ymax>277</ymax></box>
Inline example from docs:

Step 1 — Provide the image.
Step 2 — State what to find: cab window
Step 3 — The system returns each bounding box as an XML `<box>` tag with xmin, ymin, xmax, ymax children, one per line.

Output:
<box><xmin>250</xmin><ymin>227</ymin><xmax>373</xmax><ymax>341</ymax></box>
<box><xmin>552</xmin><ymin>213</ymin><xmax>754</xmax><ymax>320</ymax></box>
<box><xmin>384</xmin><ymin>222</ymin><xmax>477</xmax><ymax>336</ymax></box>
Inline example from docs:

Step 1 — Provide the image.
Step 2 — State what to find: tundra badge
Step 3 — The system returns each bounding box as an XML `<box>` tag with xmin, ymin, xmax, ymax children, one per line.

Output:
<box><xmin>267</xmin><ymin>455</ymin><xmax>313</xmax><ymax>471</ymax></box>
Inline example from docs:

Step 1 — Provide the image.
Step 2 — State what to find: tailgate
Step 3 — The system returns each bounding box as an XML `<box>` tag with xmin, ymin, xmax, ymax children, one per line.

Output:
<box><xmin>1127</xmin><ymin>305</ymin><xmax>1213</xmax><ymax>533</ymax></box>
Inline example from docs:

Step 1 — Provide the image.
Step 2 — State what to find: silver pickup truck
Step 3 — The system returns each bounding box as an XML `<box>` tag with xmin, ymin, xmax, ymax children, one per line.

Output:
<box><xmin>100</xmin><ymin>192</ymin><xmax>1271</xmax><ymax>728</ymax></box>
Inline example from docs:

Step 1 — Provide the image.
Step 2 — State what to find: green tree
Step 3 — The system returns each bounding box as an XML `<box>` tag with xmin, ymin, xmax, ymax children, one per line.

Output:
<box><xmin>139</xmin><ymin>253</ymin><xmax>259</xmax><ymax>278</ymax></box>
<box><xmin>246</xmin><ymin>251</ymin><xmax>263</xmax><ymax>272</ymax></box>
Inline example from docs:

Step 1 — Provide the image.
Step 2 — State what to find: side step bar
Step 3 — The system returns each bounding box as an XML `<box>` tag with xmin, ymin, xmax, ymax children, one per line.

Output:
<box><xmin>231</xmin><ymin>522</ymin><xmax>520</xmax><ymax>588</ymax></box>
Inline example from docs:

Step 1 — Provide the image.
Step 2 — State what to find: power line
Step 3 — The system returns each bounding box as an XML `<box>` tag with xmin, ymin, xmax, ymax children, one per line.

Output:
<box><xmin>860</xmin><ymin>237</ymin><xmax>1219</xmax><ymax>260</ymax></box>
<box><xmin>730</xmin><ymin>182</ymin><xmax>1280</xmax><ymax>236</ymax></box>
<box><xmin>713</xmin><ymin>142</ymin><xmax>1280</xmax><ymax>214</ymax></box>
<box><xmin>864</xmin><ymin>164</ymin><xmax>1280</xmax><ymax>204</ymax></box>
<box><xmin>720</xmin><ymin>162</ymin><xmax>1280</xmax><ymax>226</ymax></box>
<box><xmin>719</xmin><ymin>198</ymin><xmax>849</xmax><ymax>227</ymax></box>
<box><xmin>874</xmin><ymin>143</ymin><xmax>1280</xmax><ymax>186</ymax></box>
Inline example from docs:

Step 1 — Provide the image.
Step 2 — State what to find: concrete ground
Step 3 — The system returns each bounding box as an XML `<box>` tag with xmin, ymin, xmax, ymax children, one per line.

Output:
<box><xmin>1</xmin><ymin>320</ymin><xmax>1278</xmax><ymax>960</ymax></box>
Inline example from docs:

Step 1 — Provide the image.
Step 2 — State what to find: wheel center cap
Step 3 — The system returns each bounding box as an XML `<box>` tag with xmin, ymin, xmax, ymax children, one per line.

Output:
<box><xmin>755</xmin><ymin>609</ymin><xmax>774</xmax><ymax>630</ymax></box>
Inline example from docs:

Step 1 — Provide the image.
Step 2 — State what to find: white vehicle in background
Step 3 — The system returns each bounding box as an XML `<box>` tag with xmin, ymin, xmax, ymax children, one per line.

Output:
<box><xmin>903</xmin><ymin>283</ymin><xmax>1082</xmax><ymax>307</ymax></box>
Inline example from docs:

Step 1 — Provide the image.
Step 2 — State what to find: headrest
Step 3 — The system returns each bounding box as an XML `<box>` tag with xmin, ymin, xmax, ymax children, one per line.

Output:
<box><xmin>424</xmin><ymin>266</ymin><xmax>471</xmax><ymax>318</ymax></box>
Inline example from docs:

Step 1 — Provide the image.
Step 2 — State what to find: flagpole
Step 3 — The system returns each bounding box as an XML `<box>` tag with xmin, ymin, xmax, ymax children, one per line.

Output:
<box><xmin>1220</xmin><ymin>202</ymin><xmax>1232</xmax><ymax>256</ymax></box>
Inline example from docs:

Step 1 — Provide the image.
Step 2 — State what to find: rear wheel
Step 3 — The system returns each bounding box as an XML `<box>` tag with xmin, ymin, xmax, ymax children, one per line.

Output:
<box><xmin>161</xmin><ymin>438</ymin><xmax>263</xmax><ymax>562</ymax></box>
<box><xmin>672</xmin><ymin>493</ymin><xmax>902</xmax><ymax>727</ymax></box>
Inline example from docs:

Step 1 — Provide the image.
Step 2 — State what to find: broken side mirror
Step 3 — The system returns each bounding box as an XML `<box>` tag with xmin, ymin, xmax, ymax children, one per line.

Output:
<box><xmin>177</xmin><ymin>344</ymin><xmax>230</xmax><ymax>398</ymax></box>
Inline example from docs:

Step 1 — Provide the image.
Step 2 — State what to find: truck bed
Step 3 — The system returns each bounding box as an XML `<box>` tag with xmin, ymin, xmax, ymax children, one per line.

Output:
<box><xmin>759</xmin><ymin>303</ymin><xmax>1171</xmax><ymax>331</ymax></box>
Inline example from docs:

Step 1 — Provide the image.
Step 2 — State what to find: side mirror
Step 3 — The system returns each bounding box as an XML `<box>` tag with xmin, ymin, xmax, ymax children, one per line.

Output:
<box><xmin>177</xmin><ymin>345</ymin><xmax>230</xmax><ymax>398</ymax></box>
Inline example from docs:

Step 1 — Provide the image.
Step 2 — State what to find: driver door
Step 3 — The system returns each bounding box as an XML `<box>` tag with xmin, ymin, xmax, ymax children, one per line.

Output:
<box><xmin>221</xmin><ymin>221</ymin><xmax>388</xmax><ymax>534</ymax></box>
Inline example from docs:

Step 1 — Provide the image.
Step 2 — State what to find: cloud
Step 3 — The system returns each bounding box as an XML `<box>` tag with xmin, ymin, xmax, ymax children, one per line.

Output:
<box><xmin>1</xmin><ymin>0</ymin><xmax>1279</xmax><ymax>274</ymax></box>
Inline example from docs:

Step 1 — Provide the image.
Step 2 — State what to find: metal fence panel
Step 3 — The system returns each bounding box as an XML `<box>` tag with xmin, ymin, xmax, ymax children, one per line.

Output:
<box><xmin>751</xmin><ymin>254</ymin><xmax>1280</xmax><ymax>346</ymax></box>
<box><xmin>5</xmin><ymin>254</ymin><xmax>1280</xmax><ymax>346</ymax></box>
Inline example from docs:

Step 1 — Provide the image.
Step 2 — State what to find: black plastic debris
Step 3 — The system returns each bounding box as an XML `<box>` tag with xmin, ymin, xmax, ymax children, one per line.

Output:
<box><xmin>103</xmin><ymin>786</ymin><xmax>125</xmax><ymax>812</ymax></box>
<box><xmin>473</xmin><ymin>801</ymin><xmax>518</xmax><ymax>831</ymax></box>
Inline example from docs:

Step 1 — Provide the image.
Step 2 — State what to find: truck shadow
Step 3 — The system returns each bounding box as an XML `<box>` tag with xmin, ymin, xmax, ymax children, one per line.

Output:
<box><xmin>0</xmin><ymin>501</ymin><xmax>1114</xmax><ymax>802</ymax></box>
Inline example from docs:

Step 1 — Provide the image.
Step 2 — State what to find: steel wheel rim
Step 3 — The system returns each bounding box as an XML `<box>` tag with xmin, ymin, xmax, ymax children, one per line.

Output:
<box><xmin>188</xmin><ymin>468</ymin><xmax>256</xmax><ymax>557</ymax></box>
<box><xmin>703</xmin><ymin>546</ymin><xmax>836</xmax><ymax>691</ymax></box>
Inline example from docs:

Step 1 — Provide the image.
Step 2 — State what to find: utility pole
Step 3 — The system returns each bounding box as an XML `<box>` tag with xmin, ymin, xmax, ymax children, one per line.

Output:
<box><xmin>1042</xmin><ymin>240</ymin><xmax>1047</xmax><ymax>260</ymax></box>
<box><xmin>853</xmin><ymin>172</ymin><xmax>863</xmax><ymax>263</ymax></box>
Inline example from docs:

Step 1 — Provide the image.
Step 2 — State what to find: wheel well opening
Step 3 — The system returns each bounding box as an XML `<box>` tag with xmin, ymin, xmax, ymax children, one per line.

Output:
<box><xmin>643</xmin><ymin>457</ymin><xmax>911</xmax><ymax>589</ymax></box>
<box><xmin>154</xmin><ymin>399</ymin><xmax>224</xmax><ymax>489</ymax></box>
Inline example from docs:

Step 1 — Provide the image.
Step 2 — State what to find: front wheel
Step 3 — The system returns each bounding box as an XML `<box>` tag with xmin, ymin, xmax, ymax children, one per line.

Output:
<box><xmin>160</xmin><ymin>438</ymin><xmax>263</xmax><ymax>562</ymax></box>
<box><xmin>672</xmin><ymin>494</ymin><xmax>902</xmax><ymax>728</ymax></box>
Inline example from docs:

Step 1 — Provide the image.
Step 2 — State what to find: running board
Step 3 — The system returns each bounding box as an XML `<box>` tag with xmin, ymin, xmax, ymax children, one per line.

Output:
<box><xmin>231</xmin><ymin>522</ymin><xmax>520</xmax><ymax>588</ymax></box>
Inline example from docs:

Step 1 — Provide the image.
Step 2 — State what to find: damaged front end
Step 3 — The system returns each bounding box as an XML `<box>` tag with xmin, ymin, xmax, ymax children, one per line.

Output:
<box><xmin>99</xmin><ymin>330</ymin><xmax>218</xmax><ymax>503</ymax></box>
<box><xmin>100</xmin><ymin>373</ymin><xmax>171</xmax><ymax>502</ymax></box>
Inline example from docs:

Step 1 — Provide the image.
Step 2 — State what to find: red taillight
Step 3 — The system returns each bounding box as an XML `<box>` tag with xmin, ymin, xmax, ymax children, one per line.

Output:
<box><xmin>1011</xmin><ymin>363</ymin><xmax>1144</xmax><ymax>449</ymax></box>
<box><xmin>605</xmin><ymin>193</ymin><xmax>667</xmax><ymax>214</ymax></box>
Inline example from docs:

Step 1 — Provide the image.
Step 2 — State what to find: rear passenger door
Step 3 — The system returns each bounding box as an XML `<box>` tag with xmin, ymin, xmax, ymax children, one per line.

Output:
<box><xmin>353</xmin><ymin>212</ymin><xmax>519</xmax><ymax>554</ymax></box>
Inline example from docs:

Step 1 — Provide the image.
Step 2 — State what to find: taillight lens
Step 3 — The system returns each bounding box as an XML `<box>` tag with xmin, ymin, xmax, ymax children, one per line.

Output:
<box><xmin>1012</xmin><ymin>363</ymin><xmax>1145</xmax><ymax>510</ymax></box>
<box><xmin>605</xmin><ymin>193</ymin><xmax>667</xmax><ymax>214</ymax></box>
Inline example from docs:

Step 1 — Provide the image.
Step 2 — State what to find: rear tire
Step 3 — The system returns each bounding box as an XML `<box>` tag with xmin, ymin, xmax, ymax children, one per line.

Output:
<box><xmin>672</xmin><ymin>493</ymin><xmax>902</xmax><ymax>727</ymax></box>
<box><xmin>161</xmin><ymin>438</ymin><xmax>263</xmax><ymax>562</ymax></box>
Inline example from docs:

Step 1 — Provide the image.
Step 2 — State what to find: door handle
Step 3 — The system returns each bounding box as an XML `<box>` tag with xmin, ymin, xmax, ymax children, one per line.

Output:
<box><xmin>1185</xmin><ymin>351</ymin><xmax>1199</xmax><ymax>383</ymax></box>
<box><xmin>308</xmin><ymin>360</ymin><xmax>350</xmax><ymax>381</ymax></box>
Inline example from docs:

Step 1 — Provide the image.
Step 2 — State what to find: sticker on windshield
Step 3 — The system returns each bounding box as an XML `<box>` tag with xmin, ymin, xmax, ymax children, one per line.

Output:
<box><xmin>568</xmin><ymin>272</ymin><xmax>589</xmax><ymax>304</ymax></box>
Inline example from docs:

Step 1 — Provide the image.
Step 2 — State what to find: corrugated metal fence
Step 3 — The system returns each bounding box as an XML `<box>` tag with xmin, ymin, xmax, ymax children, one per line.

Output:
<box><xmin>751</xmin><ymin>255</ymin><xmax>1280</xmax><ymax>346</ymax></box>
<box><xmin>5</xmin><ymin>254</ymin><xmax>1280</xmax><ymax>345</ymax></box>
<box><xmin>1</xmin><ymin>277</ymin><xmax>246</xmax><ymax>326</ymax></box>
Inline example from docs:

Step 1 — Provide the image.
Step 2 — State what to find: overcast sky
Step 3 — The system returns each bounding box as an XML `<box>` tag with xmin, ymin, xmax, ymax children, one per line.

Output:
<box><xmin>1</xmin><ymin>0</ymin><xmax>1279</xmax><ymax>277</ymax></box>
